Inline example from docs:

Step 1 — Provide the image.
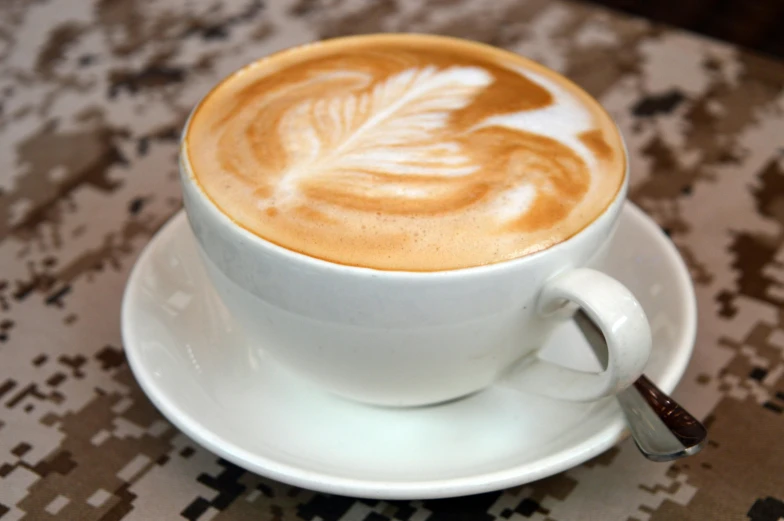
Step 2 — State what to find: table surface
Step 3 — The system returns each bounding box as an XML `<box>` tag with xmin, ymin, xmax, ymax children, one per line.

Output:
<box><xmin>1</xmin><ymin>1</ymin><xmax>783</xmax><ymax>520</ymax></box>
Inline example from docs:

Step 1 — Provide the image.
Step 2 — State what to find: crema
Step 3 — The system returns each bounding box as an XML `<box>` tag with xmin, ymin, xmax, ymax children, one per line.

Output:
<box><xmin>185</xmin><ymin>34</ymin><xmax>625</xmax><ymax>271</ymax></box>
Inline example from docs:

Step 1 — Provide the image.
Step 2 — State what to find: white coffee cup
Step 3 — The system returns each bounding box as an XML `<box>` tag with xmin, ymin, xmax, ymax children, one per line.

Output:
<box><xmin>179</xmin><ymin>140</ymin><xmax>650</xmax><ymax>407</ymax></box>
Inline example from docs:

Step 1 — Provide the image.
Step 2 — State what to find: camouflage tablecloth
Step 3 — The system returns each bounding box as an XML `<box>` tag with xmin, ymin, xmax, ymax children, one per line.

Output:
<box><xmin>1</xmin><ymin>0</ymin><xmax>783</xmax><ymax>520</ymax></box>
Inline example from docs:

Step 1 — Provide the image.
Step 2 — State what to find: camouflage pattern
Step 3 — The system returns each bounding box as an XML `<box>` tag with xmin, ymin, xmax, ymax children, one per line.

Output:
<box><xmin>1</xmin><ymin>0</ymin><xmax>783</xmax><ymax>519</ymax></box>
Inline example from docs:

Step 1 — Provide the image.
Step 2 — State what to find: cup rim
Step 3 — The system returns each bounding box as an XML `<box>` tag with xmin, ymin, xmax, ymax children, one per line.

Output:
<box><xmin>179</xmin><ymin>33</ymin><xmax>630</xmax><ymax>279</ymax></box>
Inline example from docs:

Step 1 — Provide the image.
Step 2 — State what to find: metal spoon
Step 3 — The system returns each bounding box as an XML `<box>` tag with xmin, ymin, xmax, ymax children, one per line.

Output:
<box><xmin>574</xmin><ymin>309</ymin><xmax>707</xmax><ymax>462</ymax></box>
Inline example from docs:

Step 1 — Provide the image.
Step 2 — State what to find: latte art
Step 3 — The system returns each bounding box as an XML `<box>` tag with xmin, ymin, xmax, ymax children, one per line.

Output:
<box><xmin>186</xmin><ymin>35</ymin><xmax>625</xmax><ymax>270</ymax></box>
<box><xmin>274</xmin><ymin>65</ymin><xmax>491</xmax><ymax>210</ymax></box>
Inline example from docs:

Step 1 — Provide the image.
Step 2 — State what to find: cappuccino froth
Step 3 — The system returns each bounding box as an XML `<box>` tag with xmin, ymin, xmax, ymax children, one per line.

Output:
<box><xmin>185</xmin><ymin>35</ymin><xmax>625</xmax><ymax>270</ymax></box>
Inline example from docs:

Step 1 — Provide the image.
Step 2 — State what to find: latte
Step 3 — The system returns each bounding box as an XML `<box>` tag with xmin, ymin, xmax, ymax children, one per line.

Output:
<box><xmin>184</xmin><ymin>34</ymin><xmax>625</xmax><ymax>271</ymax></box>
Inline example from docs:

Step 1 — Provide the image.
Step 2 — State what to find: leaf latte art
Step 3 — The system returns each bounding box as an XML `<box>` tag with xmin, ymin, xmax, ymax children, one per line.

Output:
<box><xmin>185</xmin><ymin>35</ymin><xmax>625</xmax><ymax>270</ymax></box>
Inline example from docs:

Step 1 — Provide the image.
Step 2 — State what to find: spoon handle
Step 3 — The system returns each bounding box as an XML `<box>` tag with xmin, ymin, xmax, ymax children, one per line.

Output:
<box><xmin>574</xmin><ymin>310</ymin><xmax>707</xmax><ymax>462</ymax></box>
<box><xmin>618</xmin><ymin>374</ymin><xmax>707</xmax><ymax>461</ymax></box>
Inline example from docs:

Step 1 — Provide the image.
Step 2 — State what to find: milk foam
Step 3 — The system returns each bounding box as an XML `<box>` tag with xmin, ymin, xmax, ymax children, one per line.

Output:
<box><xmin>185</xmin><ymin>35</ymin><xmax>625</xmax><ymax>271</ymax></box>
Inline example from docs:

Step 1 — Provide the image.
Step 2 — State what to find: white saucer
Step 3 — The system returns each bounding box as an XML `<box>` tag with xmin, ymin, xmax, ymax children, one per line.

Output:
<box><xmin>121</xmin><ymin>203</ymin><xmax>696</xmax><ymax>500</ymax></box>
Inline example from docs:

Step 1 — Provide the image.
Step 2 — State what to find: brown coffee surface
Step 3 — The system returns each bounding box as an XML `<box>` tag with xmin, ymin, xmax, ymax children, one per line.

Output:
<box><xmin>185</xmin><ymin>35</ymin><xmax>625</xmax><ymax>271</ymax></box>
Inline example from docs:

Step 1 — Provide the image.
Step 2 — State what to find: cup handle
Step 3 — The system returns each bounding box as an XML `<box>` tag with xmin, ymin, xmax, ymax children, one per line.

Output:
<box><xmin>507</xmin><ymin>268</ymin><xmax>652</xmax><ymax>401</ymax></box>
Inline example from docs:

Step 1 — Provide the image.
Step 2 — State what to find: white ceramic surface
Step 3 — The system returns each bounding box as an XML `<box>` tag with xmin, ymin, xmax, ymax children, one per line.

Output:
<box><xmin>121</xmin><ymin>203</ymin><xmax>696</xmax><ymax>499</ymax></box>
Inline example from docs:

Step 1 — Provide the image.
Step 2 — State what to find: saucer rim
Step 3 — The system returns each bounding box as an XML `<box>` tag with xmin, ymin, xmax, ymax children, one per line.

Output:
<box><xmin>121</xmin><ymin>202</ymin><xmax>697</xmax><ymax>499</ymax></box>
